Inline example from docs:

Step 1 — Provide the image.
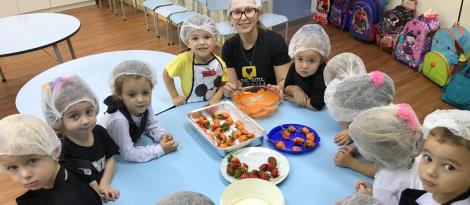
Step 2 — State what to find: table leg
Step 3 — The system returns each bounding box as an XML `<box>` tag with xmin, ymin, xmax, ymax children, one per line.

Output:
<box><xmin>66</xmin><ymin>39</ymin><xmax>77</xmax><ymax>59</ymax></box>
<box><xmin>0</xmin><ymin>65</ymin><xmax>6</xmax><ymax>82</ymax></box>
<box><xmin>53</xmin><ymin>44</ymin><xmax>64</xmax><ymax>64</ymax></box>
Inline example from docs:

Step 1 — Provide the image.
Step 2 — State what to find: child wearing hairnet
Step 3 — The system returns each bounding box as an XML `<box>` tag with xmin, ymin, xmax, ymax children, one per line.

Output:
<box><xmin>340</xmin><ymin>104</ymin><xmax>423</xmax><ymax>205</ymax></box>
<box><xmin>0</xmin><ymin>114</ymin><xmax>103</xmax><ymax>205</ymax></box>
<box><xmin>400</xmin><ymin>109</ymin><xmax>470</xmax><ymax>205</ymax></box>
<box><xmin>42</xmin><ymin>75</ymin><xmax>119</xmax><ymax>201</ymax></box>
<box><xmin>326</xmin><ymin>71</ymin><xmax>395</xmax><ymax>146</ymax></box>
<box><xmin>283</xmin><ymin>24</ymin><xmax>330</xmax><ymax>110</ymax></box>
<box><xmin>100</xmin><ymin>60</ymin><xmax>178</xmax><ymax>163</ymax></box>
<box><xmin>163</xmin><ymin>14</ymin><xmax>227</xmax><ymax>106</ymax></box>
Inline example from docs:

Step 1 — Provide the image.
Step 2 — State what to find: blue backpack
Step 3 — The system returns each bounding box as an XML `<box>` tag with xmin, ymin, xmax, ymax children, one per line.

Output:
<box><xmin>442</xmin><ymin>63</ymin><xmax>470</xmax><ymax>110</ymax></box>
<box><xmin>421</xmin><ymin>25</ymin><xmax>470</xmax><ymax>86</ymax></box>
<box><xmin>329</xmin><ymin>0</ymin><xmax>355</xmax><ymax>30</ymax></box>
<box><xmin>349</xmin><ymin>0</ymin><xmax>383</xmax><ymax>42</ymax></box>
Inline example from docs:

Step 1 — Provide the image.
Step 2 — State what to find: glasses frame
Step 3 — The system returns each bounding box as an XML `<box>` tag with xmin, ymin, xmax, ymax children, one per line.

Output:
<box><xmin>229</xmin><ymin>8</ymin><xmax>258</xmax><ymax>20</ymax></box>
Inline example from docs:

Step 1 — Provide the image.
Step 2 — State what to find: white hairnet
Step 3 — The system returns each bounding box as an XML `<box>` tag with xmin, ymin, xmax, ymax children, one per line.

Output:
<box><xmin>156</xmin><ymin>192</ymin><xmax>215</xmax><ymax>205</ymax></box>
<box><xmin>289</xmin><ymin>24</ymin><xmax>331</xmax><ymax>58</ymax></box>
<box><xmin>324</xmin><ymin>71</ymin><xmax>395</xmax><ymax>122</ymax></box>
<box><xmin>335</xmin><ymin>194</ymin><xmax>384</xmax><ymax>205</ymax></box>
<box><xmin>227</xmin><ymin>0</ymin><xmax>262</xmax><ymax>14</ymax></box>
<box><xmin>42</xmin><ymin>75</ymin><xmax>99</xmax><ymax>131</ymax></box>
<box><xmin>180</xmin><ymin>14</ymin><xmax>219</xmax><ymax>44</ymax></box>
<box><xmin>109</xmin><ymin>60</ymin><xmax>157</xmax><ymax>94</ymax></box>
<box><xmin>349</xmin><ymin>104</ymin><xmax>424</xmax><ymax>169</ymax></box>
<box><xmin>0</xmin><ymin>114</ymin><xmax>61</xmax><ymax>159</ymax></box>
<box><xmin>423</xmin><ymin>109</ymin><xmax>470</xmax><ymax>140</ymax></box>
<box><xmin>324</xmin><ymin>52</ymin><xmax>367</xmax><ymax>86</ymax></box>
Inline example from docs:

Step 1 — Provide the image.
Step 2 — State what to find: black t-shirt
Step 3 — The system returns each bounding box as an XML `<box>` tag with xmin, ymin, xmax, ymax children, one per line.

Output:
<box><xmin>284</xmin><ymin>63</ymin><xmax>327</xmax><ymax>110</ymax></box>
<box><xmin>60</xmin><ymin>125</ymin><xmax>118</xmax><ymax>182</ymax></box>
<box><xmin>222</xmin><ymin>30</ymin><xmax>291</xmax><ymax>87</ymax></box>
<box><xmin>399</xmin><ymin>188</ymin><xmax>470</xmax><ymax>205</ymax></box>
<box><xmin>16</xmin><ymin>165</ymin><xmax>102</xmax><ymax>205</ymax></box>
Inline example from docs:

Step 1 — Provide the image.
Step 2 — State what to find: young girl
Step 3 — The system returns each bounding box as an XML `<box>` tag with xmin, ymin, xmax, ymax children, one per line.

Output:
<box><xmin>400</xmin><ymin>109</ymin><xmax>470</xmax><ymax>205</ymax></box>
<box><xmin>283</xmin><ymin>24</ymin><xmax>330</xmax><ymax>110</ymax></box>
<box><xmin>100</xmin><ymin>60</ymin><xmax>178</xmax><ymax>163</ymax></box>
<box><xmin>42</xmin><ymin>75</ymin><xmax>119</xmax><ymax>201</ymax></box>
<box><xmin>0</xmin><ymin>114</ymin><xmax>102</xmax><ymax>205</ymax></box>
<box><xmin>344</xmin><ymin>104</ymin><xmax>424</xmax><ymax>205</ymax></box>
<box><xmin>325</xmin><ymin>71</ymin><xmax>395</xmax><ymax>146</ymax></box>
<box><xmin>163</xmin><ymin>14</ymin><xmax>227</xmax><ymax>106</ymax></box>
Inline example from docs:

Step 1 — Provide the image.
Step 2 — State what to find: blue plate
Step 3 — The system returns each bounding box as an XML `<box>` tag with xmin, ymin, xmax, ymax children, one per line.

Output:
<box><xmin>267</xmin><ymin>124</ymin><xmax>321</xmax><ymax>154</ymax></box>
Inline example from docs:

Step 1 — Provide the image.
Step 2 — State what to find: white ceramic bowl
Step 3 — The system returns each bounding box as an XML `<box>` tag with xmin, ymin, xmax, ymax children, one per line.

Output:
<box><xmin>220</xmin><ymin>178</ymin><xmax>285</xmax><ymax>205</ymax></box>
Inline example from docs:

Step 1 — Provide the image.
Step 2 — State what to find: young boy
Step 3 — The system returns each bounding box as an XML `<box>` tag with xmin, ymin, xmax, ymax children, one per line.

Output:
<box><xmin>400</xmin><ymin>109</ymin><xmax>470</xmax><ymax>205</ymax></box>
<box><xmin>0</xmin><ymin>114</ymin><xmax>102</xmax><ymax>205</ymax></box>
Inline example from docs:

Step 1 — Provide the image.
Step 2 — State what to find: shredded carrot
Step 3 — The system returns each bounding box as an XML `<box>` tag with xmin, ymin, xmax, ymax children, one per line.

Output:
<box><xmin>233</xmin><ymin>89</ymin><xmax>280</xmax><ymax>118</ymax></box>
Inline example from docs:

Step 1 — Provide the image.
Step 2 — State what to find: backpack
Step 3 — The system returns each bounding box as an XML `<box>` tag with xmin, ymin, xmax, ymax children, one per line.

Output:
<box><xmin>376</xmin><ymin>0</ymin><xmax>417</xmax><ymax>50</ymax></box>
<box><xmin>349</xmin><ymin>0</ymin><xmax>383</xmax><ymax>42</ymax></box>
<box><xmin>421</xmin><ymin>25</ymin><xmax>470</xmax><ymax>86</ymax></box>
<box><xmin>394</xmin><ymin>15</ymin><xmax>440</xmax><ymax>71</ymax></box>
<box><xmin>313</xmin><ymin>0</ymin><xmax>331</xmax><ymax>25</ymax></box>
<box><xmin>329</xmin><ymin>0</ymin><xmax>355</xmax><ymax>30</ymax></box>
<box><xmin>442</xmin><ymin>63</ymin><xmax>470</xmax><ymax>110</ymax></box>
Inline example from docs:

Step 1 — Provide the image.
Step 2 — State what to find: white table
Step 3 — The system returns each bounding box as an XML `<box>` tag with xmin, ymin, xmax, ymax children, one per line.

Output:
<box><xmin>16</xmin><ymin>50</ymin><xmax>181</xmax><ymax>120</ymax></box>
<box><xmin>0</xmin><ymin>13</ymin><xmax>81</xmax><ymax>82</ymax></box>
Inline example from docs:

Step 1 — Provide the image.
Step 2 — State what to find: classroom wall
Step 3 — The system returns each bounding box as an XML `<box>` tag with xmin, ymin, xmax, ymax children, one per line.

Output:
<box><xmin>385</xmin><ymin>0</ymin><xmax>470</xmax><ymax>29</ymax></box>
<box><xmin>272</xmin><ymin>0</ymin><xmax>314</xmax><ymax>22</ymax></box>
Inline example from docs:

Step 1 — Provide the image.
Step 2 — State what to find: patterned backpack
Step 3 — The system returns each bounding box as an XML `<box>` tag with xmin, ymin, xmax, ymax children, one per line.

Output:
<box><xmin>349</xmin><ymin>0</ymin><xmax>383</xmax><ymax>42</ymax></box>
<box><xmin>313</xmin><ymin>0</ymin><xmax>331</xmax><ymax>25</ymax></box>
<box><xmin>376</xmin><ymin>0</ymin><xmax>416</xmax><ymax>50</ymax></box>
<box><xmin>421</xmin><ymin>25</ymin><xmax>470</xmax><ymax>86</ymax></box>
<box><xmin>394</xmin><ymin>14</ymin><xmax>440</xmax><ymax>71</ymax></box>
<box><xmin>329</xmin><ymin>0</ymin><xmax>355</xmax><ymax>30</ymax></box>
<box><xmin>442</xmin><ymin>63</ymin><xmax>470</xmax><ymax>110</ymax></box>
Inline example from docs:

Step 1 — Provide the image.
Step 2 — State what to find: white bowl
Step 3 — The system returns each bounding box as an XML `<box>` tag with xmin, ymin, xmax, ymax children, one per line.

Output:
<box><xmin>220</xmin><ymin>178</ymin><xmax>285</xmax><ymax>205</ymax></box>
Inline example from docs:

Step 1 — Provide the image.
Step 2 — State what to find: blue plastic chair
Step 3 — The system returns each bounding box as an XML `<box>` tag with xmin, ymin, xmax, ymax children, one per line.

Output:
<box><xmin>259</xmin><ymin>0</ymin><xmax>288</xmax><ymax>42</ymax></box>
<box><xmin>205</xmin><ymin>0</ymin><xmax>237</xmax><ymax>52</ymax></box>
<box><xmin>167</xmin><ymin>0</ymin><xmax>200</xmax><ymax>45</ymax></box>
<box><xmin>155</xmin><ymin>0</ymin><xmax>193</xmax><ymax>44</ymax></box>
<box><xmin>143</xmin><ymin>0</ymin><xmax>173</xmax><ymax>35</ymax></box>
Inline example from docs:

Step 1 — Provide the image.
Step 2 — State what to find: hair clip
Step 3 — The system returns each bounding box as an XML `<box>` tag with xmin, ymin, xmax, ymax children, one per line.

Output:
<box><xmin>396</xmin><ymin>103</ymin><xmax>419</xmax><ymax>131</ymax></box>
<box><xmin>51</xmin><ymin>76</ymin><xmax>73</xmax><ymax>93</ymax></box>
<box><xmin>370</xmin><ymin>71</ymin><xmax>385</xmax><ymax>87</ymax></box>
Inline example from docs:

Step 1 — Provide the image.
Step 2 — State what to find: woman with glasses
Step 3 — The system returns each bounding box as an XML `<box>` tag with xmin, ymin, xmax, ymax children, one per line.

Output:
<box><xmin>222</xmin><ymin>0</ymin><xmax>291</xmax><ymax>97</ymax></box>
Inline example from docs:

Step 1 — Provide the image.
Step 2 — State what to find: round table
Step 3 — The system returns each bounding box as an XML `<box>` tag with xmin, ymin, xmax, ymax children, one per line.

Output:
<box><xmin>16</xmin><ymin>50</ymin><xmax>180</xmax><ymax>119</ymax></box>
<box><xmin>0</xmin><ymin>13</ymin><xmax>81</xmax><ymax>81</ymax></box>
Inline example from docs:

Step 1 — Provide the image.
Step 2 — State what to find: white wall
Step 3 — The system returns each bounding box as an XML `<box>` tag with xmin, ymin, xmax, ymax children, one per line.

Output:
<box><xmin>385</xmin><ymin>0</ymin><xmax>470</xmax><ymax>29</ymax></box>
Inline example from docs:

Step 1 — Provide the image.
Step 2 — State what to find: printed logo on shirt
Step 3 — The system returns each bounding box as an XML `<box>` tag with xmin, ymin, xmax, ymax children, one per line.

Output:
<box><xmin>240</xmin><ymin>77</ymin><xmax>267</xmax><ymax>87</ymax></box>
<box><xmin>242</xmin><ymin>65</ymin><xmax>257</xmax><ymax>80</ymax></box>
<box><xmin>201</xmin><ymin>69</ymin><xmax>217</xmax><ymax>77</ymax></box>
<box><xmin>91</xmin><ymin>157</ymin><xmax>106</xmax><ymax>172</ymax></box>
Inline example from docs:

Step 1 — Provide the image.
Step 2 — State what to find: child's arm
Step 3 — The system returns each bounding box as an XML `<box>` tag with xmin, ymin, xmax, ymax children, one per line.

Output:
<box><xmin>334</xmin><ymin>146</ymin><xmax>377</xmax><ymax>178</ymax></box>
<box><xmin>99</xmin><ymin>156</ymin><xmax>119</xmax><ymax>202</ymax></box>
<box><xmin>223</xmin><ymin>68</ymin><xmax>240</xmax><ymax>97</ymax></box>
<box><xmin>284</xmin><ymin>85</ymin><xmax>309</xmax><ymax>106</ymax></box>
<box><xmin>206</xmin><ymin>84</ymin><xmax>225</xmax><ymax>106</ymax></box>
<box><xmin>162</xmin><ymin>69</ymin><xmax>186</xmax><ymax>106</ymax></box>
<box><xmin>335</xmin><ymin>122</ymin><xmax>353</xmax><ymax>146</ymax></box>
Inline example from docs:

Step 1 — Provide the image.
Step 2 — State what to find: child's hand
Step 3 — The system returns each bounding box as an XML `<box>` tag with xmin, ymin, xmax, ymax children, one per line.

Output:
<box><xmin>267</xmin><ymin>84</ymin><xmax>284</xmax><ymax>98</ymax></box>
<box><xmin>223</xmin><ymin>82</ymin><xmax>238</xmax><ymax>97</ymax></box>
<box><xmin>355</xmin><ymin>180</ymin><xmax>373</xmax><ymax>196</ymax></box>
<box><xmin>172</xmin><ymin>96</ymin><xmax>187</xmax><ymax>106</ymax></box>
<box><xmin>293</xmin><ymin>92</ymin><xmax>309</xmax><ymax>107</ymax></box>
<box><xmin>99</xmin><ymin>184</ymin><xmax>120</xmax><ymax>202</ymax></box>
<box><xmin>335</xmin><ymin>129</ymin><xmax>353</xmax><ymax>146</ymax></box>
<box><xmin>334</xmin><ymin>147</ymin><xmax>355</xmax><ymax>168</ymax></box>
<box><xmin>339</xmin><ymin>145</ymin><xmax>359</xmax><ymax>156</ymax></box>
<box><xmin>160</xmin><ymin>133</ymin><xmax>178</xmax><ymax>154</ymax></box>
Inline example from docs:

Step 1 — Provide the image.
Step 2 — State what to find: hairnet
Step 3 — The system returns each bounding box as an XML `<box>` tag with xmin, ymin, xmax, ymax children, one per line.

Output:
<box><xmin>423</xmin><ymin>109</ymin><xmax>470</xmax><ymax>140</ymax></box>
<box><xmin>42</xmin><ymin>75</ymin><xmax>99</xmax><ymax>130</ymax></box>
<box><xmin>324</xmin><ymin>52</ymin><xmax>367</xmax><ymax>86</ymax></box>
<box><xmin>109</xmin><ymin>60</ymin><xmax>157</xmax><ymax>94</ymax></box>
<box><xmin>227</xmin><ymin>0</ymin><xmax>262</xmax><ymax>14</ymax></box>
<box><xmin>335</xmin><ymin>194</ymin><xmax>384</xmax><ymax>205</ymax></box>
<box><xmin>0</xmin><ymin>114</ymin><xmax>61</xmax><ymax>159</ymax></box>
<box><xmin>288</xmin><ymin>24</ymin><xmax>331</xmax><ymax>58</ymax></box>
<box><xmin>324</xmin><ymin>71</ymin><xmax>395</xmax><ymax>122</ymax></box>
<box><xmin>349</xmin><ymin>104</ymin><xmax>423</xmax><ymax>169</ymax></box>
<box><xmin>156</xmin><ymin>192</ymin><xmax>215</xmax><ymax>205</ymax></box>
<box><xmin>180</xmin><ymin>14</ymin><xmax>219</xmax><ymax>44</ymax></box>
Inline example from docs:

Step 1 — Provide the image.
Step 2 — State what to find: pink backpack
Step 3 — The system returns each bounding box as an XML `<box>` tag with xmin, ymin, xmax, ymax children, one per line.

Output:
<box><xmin>393</xmin><ymin>15</ymin><xmax>440</xmax><ymax>71</ymax></box>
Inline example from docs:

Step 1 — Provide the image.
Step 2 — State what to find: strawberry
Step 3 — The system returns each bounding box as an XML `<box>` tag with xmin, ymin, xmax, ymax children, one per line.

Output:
<box><xmin>271</xmin><ymin>168</ymin><xmax>279</xmax><ymax>178</ymax></box>
<box><xmin>259</xmin><ymin>163</ymin><xmax>268</xmax><ymax>172</ymax></box>
<box><xmin>230</xmin><ymin>157</ymin><xmax>240</xmax><ymax>164</ymax></box>
<box><xmin>268</xmin><ymin>156</ymin><xmax>277</xmax><ymax>166</ymax></box>
<box><xmin>259</xmin><ymin>172</ymin><xmax>271</xmax><ymax>181</ymax></box>
<box><xmin>226</xmin><ymin>166</ymin><xmax>235</xmax><ymax>176</ymax></box>
<box><xmin>242</xmin><ymin>163</ymin><xmax>249</xmax><ymax>169</ymax></box>
<box><xmin>251</xmin><ymin>170</ymin><xmax>259</xmax><ymax>177</ymax></box>
<box><xmin>230</xmin><ymin>162</ymin><xmax>239</xmax><ymax>170</ymax></box>
<box><xmin>268</xmin><ymin>162</ymin><xmax>276</xmax><ymax>171</ymax></box>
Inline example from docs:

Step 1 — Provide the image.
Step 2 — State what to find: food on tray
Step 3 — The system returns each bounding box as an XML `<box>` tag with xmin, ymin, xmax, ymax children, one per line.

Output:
<box><xmin>232</xmin><ymin>87</ymin><xmax>280</xmax><ymax>118</ymax></box>
<box><xmin>287</xmin><ymin>125</ymin><xmax>296</xmax><ymax>133</ymax></box>
<box><xmin>268</xmin><ymin>124</ymin><xmax>321</xmax><ymax>154</ymax></box>
<box><xmin>226</xmin><ymin>155</ymin><xmax>280</xmax><ymax>181</ymax></box>
<box><xmin>293</xmin><ymin>137</ymin><xmax>304</xmax><ymax>144</ymax></box>
<box><xmin>275</xmin><ymin>141</ymin><xmax>286</xmax><ymax>149</ymax></box>
<box><xmin>281</xmin><ymin>129</ymin><xmax>290</xmax><ymax>139</ymax></box>
<box><xmin>306</xmin><ymin>132</ymin><xmax>315</xmax><ymax>142</ymax></box>
<box><xmin>193</xmin><ymin>111</ymin><xmax>256</xmax><ymax>148</ymax></box>
<box><xmin>301</xmin><ymin>127</ymin><xmax>309</xmax><ymax>135</ymax></box>
<box><xmin>305</xmin><ymin>140</ymin><xmax>315</xmax><ymax>148</ymax></box>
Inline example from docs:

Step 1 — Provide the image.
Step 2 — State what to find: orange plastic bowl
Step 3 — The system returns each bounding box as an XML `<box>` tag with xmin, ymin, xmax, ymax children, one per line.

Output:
<box><xmin>232</xmin><ymin>86</ymin><xmax>280</xmax><ymax>118</ymax></box>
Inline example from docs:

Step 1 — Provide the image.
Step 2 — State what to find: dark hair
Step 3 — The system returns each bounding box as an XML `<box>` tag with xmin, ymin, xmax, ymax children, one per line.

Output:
<box><xmin>428</xmin><ymin>127</ymin><xmax>470</xmax><ymax>151</ymax></box>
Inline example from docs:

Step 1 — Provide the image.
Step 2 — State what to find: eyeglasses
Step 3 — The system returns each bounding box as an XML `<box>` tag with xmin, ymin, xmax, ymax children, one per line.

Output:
<box><xmin>229</xmin><ymin>8</ymin><xmax>258</xmax><ymax>20</ymax></box>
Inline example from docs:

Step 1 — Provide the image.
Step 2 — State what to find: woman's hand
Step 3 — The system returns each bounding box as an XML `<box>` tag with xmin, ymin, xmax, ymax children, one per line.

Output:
<box><xmin>223</xmin><ymin>82</ymin><xmax>238</xmax><ymax>97</ymax></box>
<box><xmin>267</xmin><ymin>84</ymin><xmax>284</xmax><ymax>99</ymax></box>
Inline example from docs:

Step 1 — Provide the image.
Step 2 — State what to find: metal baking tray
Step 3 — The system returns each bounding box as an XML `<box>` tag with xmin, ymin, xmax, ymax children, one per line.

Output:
<box><xmin>186</xmin><ymin>101</ymin><xmax>265</xmax><ymax>157</ymax></box>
